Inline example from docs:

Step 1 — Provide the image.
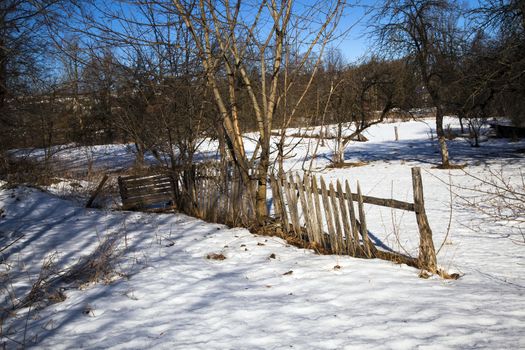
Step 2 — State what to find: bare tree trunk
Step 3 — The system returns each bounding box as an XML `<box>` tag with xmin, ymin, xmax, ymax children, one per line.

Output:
<box><xmin>435</xmin><ymin>106</ymin><xmax>450</xmax><ymax>167</ymax></box>
<box><xmin>333</xmin><ymin>122</ymin><xmax>344</xmax><ymax>164</ymax></box>
<box><xmin>256</xmin><ymin>139</ymin><xmax>270</xmax><ymax>222</ymax></box>
<box><xmin>458</xmin><ymin>112</ymin><xmax>465</xmax><ymax>134</ymax></box>
<box><xmin>135</xmin><ymin>142</ymin><xmax>145</xmax><ymax>168</ymax></box>
<box><xmin>173</xmin><ymin>0</ymin><xmax>343</xmax><ymax>222</ymax></box>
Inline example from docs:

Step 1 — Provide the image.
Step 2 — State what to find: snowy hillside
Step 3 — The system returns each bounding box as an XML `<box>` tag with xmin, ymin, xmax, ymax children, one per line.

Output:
<box><xmin>1</xmin><ymin>118</ymin><xmax>524</xmax><ymax>349</ymax></box>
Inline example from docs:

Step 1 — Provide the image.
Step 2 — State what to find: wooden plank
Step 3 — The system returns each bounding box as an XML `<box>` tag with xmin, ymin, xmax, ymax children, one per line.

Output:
<box><xmin>211</xmin><ymin>175</ymin><xmax>219</xmax><ymax>223</ymax></box>
<box><xmin>123</xmin><ymin>185</ymin><xmax>174</xmax><ymax>198</ymax></box>
<box><xmin>311</xmin><ymin>176</ymin><xmax>326</xmax><ymax>248</ymax></box>
<box><xmin>206</xmin><ymin>171</ymin><xmax>212</xmax><ymax>220</ymax></box>
<box><xmin>269</xmin><ymin>176</ymin><xmax>282</xmax><ymax>220</ymax></box>
<box><xmin>349</xmin><ymin>193</ymin><xmax>414</xmax><ymax>212</ymax></box>
<box><xmin>122</xmin><ymin>193</ymin><xmax>173</xmax><ymax>209</ymax></box>
<box><xmin>122</xmin><ymin>198</ymin><xmax>173</xmax><ymax>209</ymax></box>
<box><xmin>120</xmin><ymin>173</ymin><xmax>172</xmax><ymax>181</ymax></box>
<box><xmin>296</xmin><ymin>173</ymin><xmax>314</xmax><ymax>242</ymax></box>
<box><xmin>124</xmin><ymin>183</ymin><xmax>175</xmax><ymax>194</ymax></box>
<box><xmin>320</xmin><ymin>177</ymin><xmax>336</xmax><ymax>253</ymax></box>
<box><xmin>285</xmin><ymin>173</ymin><xmax>301</xmax><ymax>236</ymax></box>
<box><xmin>357</xmin><ymin>182</ymin><xmax>377</xmax><ymax>258</ymax></box>
<box><xmin>304</xmin><ymin>174</ymin><xmax>322</xmax><ymax>246</ymax></box>
<box><xmin>277</xmin><ymin>175</ymin><xmax>290</xmax><ymax>233</ymax></box>
<box><xmin>231</xmin><ymin>170</ymin><xmax>239</xmax><ymax>224</ymax></box>
<box><xmin>124</xmin><ymin>191</ymin><xmax>174</xmax><ymax>203</ymax></box>
<box><xmin>282</xmin><ymin>175</ymin><xmax>293</xmax><ymax>232</ymax></box>
<box><xmin>247</xmin><ymin>178</ymin><xmax>257</xmax><ymax>224</ymax></box>
<box><xmin>122</xmin><ymin>177</ymin><xmax>174</xmax><ymax>186</ymax></box>
<box><xmin>336</xmin><ymin>180</ymin><xmax>354</xmax><ymax>255</ymax></box>
<box><xmin>345</xmin><ymin>180</ymin><xmax>361</xmax><ymax>256</ymax></box>
<box><xmin>412</xmin><ymin>167</ymin><xmax>437</xmax><ymax>272</ymax></box>
<box><xmin>213</xmin><ymin>176</ymin><xmax>219</xmax><ymax>222</ymax></box>
<box><xmin>241</xmin><ymin>179</ymin><xmax>249</xmax><ymax>226</ymax></box>
<box><xmin>122</xmin><ymin>176</ymin><xmax>174</xmax><ymax>187</ymax></box>
<box><xmin>200</xmin><ymin>174</ymin><xmax>206</xmax><ymax>219</ymax></box>
<box><xmin>227</xmin><ymin>173</ymin><xmax>234</xmax><ymax>224</ymax></box>
<box><xmin>329</xmin><ymin>182</ymin><xmax>344</xmax><ymax>254</ymax></box>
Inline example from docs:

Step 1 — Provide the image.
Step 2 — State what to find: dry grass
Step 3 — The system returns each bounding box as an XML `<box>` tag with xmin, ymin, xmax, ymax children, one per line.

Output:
<box><xmin>206</xmin><ymin>253</ymin><xmax>226</xmax><ymax>260</ymax></box>
<box><xmin>1</xmin><ymin>231</ymin><xmax>126</xmax><ymax>339</ymax></box>
<box><xmin>433</xmin><ymin>163</ymin><xmax>466</xmax><ymax>170</ymax></box>
<box><xmin>0</xmin><ymin>157</ymin><xmax>56</xmax><ymax>187</ymax></box>
<box><xmin>326</xmin><ymin>161</ymin><xmax>368</xmax><ymax>169</ymax></box>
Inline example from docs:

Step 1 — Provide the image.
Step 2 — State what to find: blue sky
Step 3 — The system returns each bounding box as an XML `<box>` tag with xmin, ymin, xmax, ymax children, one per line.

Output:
<box><xmin>88</xmin><ymin>0</ymin><xmax>481</xmax><ymax>65</ymax></box>
<box><xmin>335</xmin><ymin>0</ymin><xmax>480</xmax><ymax>63</ymax></box>
<box><xmin>337</xmin><ymin>0</ymin><xmax>377</xmax><ymax>63</ymax></box>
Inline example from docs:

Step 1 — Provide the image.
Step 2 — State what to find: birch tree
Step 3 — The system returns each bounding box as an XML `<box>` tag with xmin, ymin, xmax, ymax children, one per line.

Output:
<box><xmin>172</xmin><ymin>0</ymin><xmax>344</xmax><ymax>220</ymax></box>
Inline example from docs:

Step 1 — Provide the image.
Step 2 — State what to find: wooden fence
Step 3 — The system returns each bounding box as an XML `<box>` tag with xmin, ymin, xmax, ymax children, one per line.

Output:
<box><xmin>119</xmin><ymin>163</ymin><xmax>438</xmax><ymax>272</ymax></box>
<box><xmin>268</xmin><ymin>167</ymin><xmax>437</xmax><ymax>271</ymax></box>
<box><xmin>118</xmin><ymin>173</ymin><xmax>177</xmax><ymax>211</ymax></box>
<box><xmin>170</xmin><ymin>163</ymin><xmax>258</xmax><ymax>228</ymax></box>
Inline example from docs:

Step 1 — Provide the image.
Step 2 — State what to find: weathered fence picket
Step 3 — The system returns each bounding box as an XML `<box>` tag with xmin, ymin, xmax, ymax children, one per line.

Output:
<box><xmin>311</xmin><ymin>177</ymin><xmax>326</xmax><ymax>249</ymax></box>
<box><xmin>345</xmin><ymin>180</ymin><xmax>361</xmax><ymax>256</ymax></box>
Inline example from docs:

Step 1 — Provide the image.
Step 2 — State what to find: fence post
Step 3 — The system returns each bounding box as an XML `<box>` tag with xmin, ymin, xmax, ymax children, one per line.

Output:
<box><xmin>117</xmin><ymin>176</ymin><xmax>128</xmax><ymax>209</ymax></box>
<box><xmin>394</xmin><ymin>126</ymin><xmax>399</xmax><ymax>141</ymax></box>
<box><xmin>411</xmin><ymin>167</ymin><xmax>438</xmax><ymax>273</ymax></box>
<box><xmin>86</xmin><ymin>174</ymin><xmax>109</xmax><ymax>208</ymax></box>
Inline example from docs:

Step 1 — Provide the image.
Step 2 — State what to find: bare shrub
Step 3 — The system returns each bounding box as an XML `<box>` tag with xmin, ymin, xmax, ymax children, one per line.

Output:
<box><xmin>1</xmin><ymin>156</ymin><xmax>56</xmax><ymax>187</ymax></box>
<box><xmin>459</xmin><ymin>167</ymin><xmax>525</xmax><ymax>244</ymax></box>
<box><xmin>1</xmin><ymin>231</ymin><xmax>126</xmax><ymax>346</ymax></box>
<box><xmin>62</xmin><ymin>232</ymin><xmax>126</xmax><ymax>287</ymax></box>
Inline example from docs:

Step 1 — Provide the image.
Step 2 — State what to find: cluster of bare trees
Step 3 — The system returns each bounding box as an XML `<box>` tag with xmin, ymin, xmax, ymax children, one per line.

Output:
<box><xmin>372</xmin><ymin>0</ymin><xmax>525</xmax><ymax>165</ymax></box>
<box><xmin>1</xmin><ymin>0</ymin><xmax>524</xmax><ymax>219</ymax></box>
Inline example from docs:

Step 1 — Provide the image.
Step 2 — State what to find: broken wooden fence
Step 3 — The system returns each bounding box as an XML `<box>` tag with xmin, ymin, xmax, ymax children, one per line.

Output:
<box><xmin>118</xmin><ymin>173</ymin><xmax>177</xmax><ymax>211</ymax></box>
<box><xmin>170</xmin><ymin>163</ymin><xmax>257</xmax><ymax>227</ymax></box>
<box><xmin>117</xmin><ymin>163</ymin><xmax>437</xmax><ymax>272</ymax></box>
<box><xmin>269</xmin><ymin>167</ymin><xmax>437</xmax><ymax>271</ymax></box>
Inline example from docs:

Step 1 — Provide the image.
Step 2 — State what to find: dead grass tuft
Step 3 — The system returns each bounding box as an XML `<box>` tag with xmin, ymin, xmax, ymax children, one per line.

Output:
<box><xmin>433</xmin><ymin>163</ymin><xmax>466</xmax><ymax>170</ymax></box>
<box><xmin>206</xmin><ymin>253</ymin><xmax>226</xmax><ymax>260</ymax></box>
<box><xmin>326</xmin><ymin>161</ymin><xmax>368</xmax><ymax>169</ymax></box>
<box><xmin>5</xmin><ymin>232</ymin><xmax>125</xmax><ymax>320</ymax></box>
<box><xmin>1</xmin><ymin>157</ymin><xmax>56</xmax><ymax>186</ymax></box>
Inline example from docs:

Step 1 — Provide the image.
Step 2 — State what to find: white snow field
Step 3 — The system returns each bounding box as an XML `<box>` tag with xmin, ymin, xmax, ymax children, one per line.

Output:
<box><xmin>1</xmin><ymin>118</ymin><xmax>524</xmax><ymax>349</ymax></box>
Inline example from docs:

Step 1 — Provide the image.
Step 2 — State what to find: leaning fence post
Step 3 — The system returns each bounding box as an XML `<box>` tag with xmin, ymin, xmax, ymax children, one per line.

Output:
<box><xmin>411</xmin><ymin>167</ymin><xmax>438</xmax><ymax>273</ymax></box>
<box><xmin>86</xmin><ymin>174</ymin><xmax>109</xmax><ymax>208</ymax></box>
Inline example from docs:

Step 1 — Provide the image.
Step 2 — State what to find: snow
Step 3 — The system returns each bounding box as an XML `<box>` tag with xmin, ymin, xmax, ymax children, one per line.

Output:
<box><xmin>1</xmin><ymin>118</ymin><xmax>525</xmax><ymax>349</ymax></box>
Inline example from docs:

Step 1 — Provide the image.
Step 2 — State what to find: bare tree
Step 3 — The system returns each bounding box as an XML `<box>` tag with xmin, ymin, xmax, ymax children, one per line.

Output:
<box><xmin>458</xmin><ymin>167</ymin><xmax>525</xmax><ymax>245</ymax></box>
<box><xmin>172</xmin><ymin>0</ymin><xmax>345</xmax><ymax>220</ymax></box>
<box><xmin>0</xmin><ymin>0</ymin><xmax>66</xmax><ymax>150</ymax></box>
<box><xmin>326</xmin><ymin>57</ymin><xmax>416</xmax><ymax>164</ymax></box>
<box><xmin>467</xmin><ymin>0</ymin><xmax>525</xmax><ymax>128</ymax></box>
<box><xmin>371</xmin><ymin>0</ymin><xmax>464</xmax><ymax>168</ymax></box>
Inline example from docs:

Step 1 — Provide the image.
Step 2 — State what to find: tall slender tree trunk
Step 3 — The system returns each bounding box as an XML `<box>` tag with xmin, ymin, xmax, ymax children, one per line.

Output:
<box><xmin>458</xmin><ymin>111</ymin><xmax>465</xmax><ymax>134</ymax></box>
<box><xmin>435</xmin><ymin>105</ymin><xmax>450</xmax><ymax>167</ymax></box>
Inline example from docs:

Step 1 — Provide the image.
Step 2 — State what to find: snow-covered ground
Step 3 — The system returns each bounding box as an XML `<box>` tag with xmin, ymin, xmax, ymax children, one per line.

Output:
<box><xmin>1</xmin><ymin>118</ymin><xmax>524</xmax><ymax>349</ymax></box>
